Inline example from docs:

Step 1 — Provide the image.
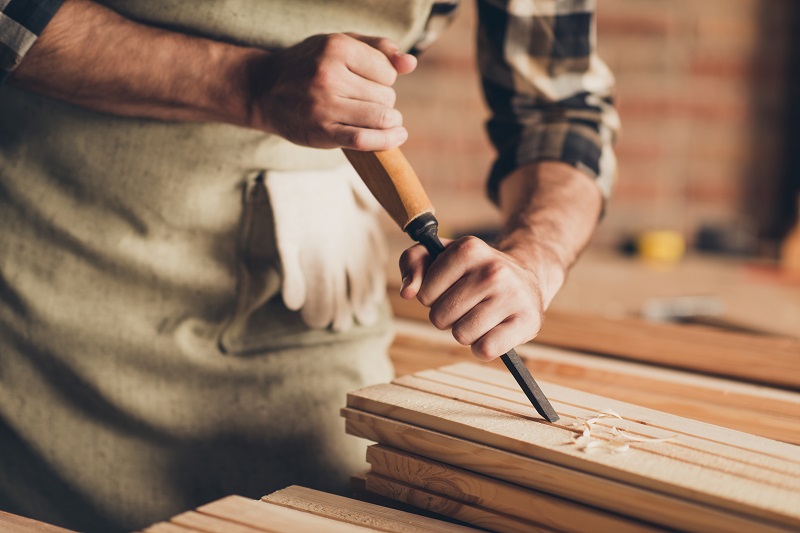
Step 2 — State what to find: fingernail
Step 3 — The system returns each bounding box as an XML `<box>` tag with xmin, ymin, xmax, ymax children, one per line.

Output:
<box><xmin>400</xmin><ymin>275</ymin><xmax>411</xmax><ymax>292</ymax></box>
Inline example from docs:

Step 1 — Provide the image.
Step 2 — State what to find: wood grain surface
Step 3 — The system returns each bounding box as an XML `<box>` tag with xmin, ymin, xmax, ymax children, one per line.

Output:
<box><xmin>367</xmin><ymin>444</ymin><xmax>666</xmax><ymax>533</ymax></box>
<box><xmin>345</xmin><ymin>363</ymin><xmax>800</xmax><ymax>532</ymax></box>
<box><xmin>0</xmin><ymin>511</ymin><xmax>77</xmax><ymax>533</ymax></box>
<box><xmin>387</xmin><ymin>288</ymin><xmax>800</xmax><ymax>389</ymax></box>
<box><xmin>389</xmin><ymin>320</ymin><xmax>800</xmax><ymax>444</ymax></box>
<box><xmin>143</xmin><ymin>487</ymin><xmax>479</xmax><ymax>533</ymax></box>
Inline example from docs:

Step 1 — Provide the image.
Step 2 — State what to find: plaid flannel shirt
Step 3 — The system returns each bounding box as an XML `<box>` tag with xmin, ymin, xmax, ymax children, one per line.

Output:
<box><xmin>476</xmin><ymin>0</ymin><xmax>619</xmax><ymax>203</ymax></box>
<box><xmin>0</xmin><ymin>0</ymin><xmax>62</xmax><ymax>84</ymax></box>
<box><xmin>1</xmin><ymin>0</ymin><xmax>617</xmax><ymax>201</ymax></box>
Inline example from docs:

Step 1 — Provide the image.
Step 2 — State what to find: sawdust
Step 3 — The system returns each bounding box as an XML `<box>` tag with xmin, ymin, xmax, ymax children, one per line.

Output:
<box><xmin>569</xmin><ymin>409</ymin><xmax>677</xmax><ymax>453</ymax></box>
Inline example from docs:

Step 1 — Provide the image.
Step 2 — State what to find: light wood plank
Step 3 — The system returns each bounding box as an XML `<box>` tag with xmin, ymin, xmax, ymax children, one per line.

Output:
<box><xmin>435</xmin><ymin>363</ymin><xmax>800</xmax><ymax>462</ymax></box>
<box><xmin>262</xmin><ymin>485</ymin><xmax>478</xmax><ymax>532</ymax></box>
<box><xmin>171</xmin><ymin>510</ymin><xmax>265</xmax><ymax>533</ymax></box>
<box><xmin>365</xmin><ymin>473</ymin><xmax>546</xmax><ymax>533</ymax></box>
<box><xmin>387</xmin><ymin>289</ymin><xmax>800</xmax><ymax>389</ymax></box>
<box><xmin>391</xmin><ymin>320</ymin><xmax>800</xmax><ymax>445</ymax></box>
<box><xmin>343</xmin><ymin>408</ymin><xmax>783</xmax><ymax>533</ymax></box>
<box><xmin>367</xmin><ymin>445</ymin><xmax>666</xmax><ymax>533</ymax></box>
<box><xmin>142</xmin><ymin>523</ymin><xmax>203</xmax><ymax>533</ymax></box>
<box><xmin>0</xmin><ymin>511</ymin><xmax>77</xmax><ymax>533</ymax></box>
<box><xmin>346</xmin><ymin>369</ymin><xmax>800</xmax><ymax>529</ymax></box>
<box><xmin>196</xmin><ymin>495</ymin><xmax>376</xmax><ymax>533</ymax></box>
<box><xmin>537</xmin><ymin>309</ymin><xmax>800</xmax><ymax>389</ymax></box>
<box><xmin>400</xmin><ymin>368</ymin><xmax>800</xmax><ymax>477</ymax></box>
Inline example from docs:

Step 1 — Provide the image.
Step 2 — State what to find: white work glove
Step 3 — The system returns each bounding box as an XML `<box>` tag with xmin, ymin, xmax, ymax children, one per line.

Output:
<box><xmin>265</xmin><ymin>164</ymin><xmax>387</xmax><ymax>331</ymax></box>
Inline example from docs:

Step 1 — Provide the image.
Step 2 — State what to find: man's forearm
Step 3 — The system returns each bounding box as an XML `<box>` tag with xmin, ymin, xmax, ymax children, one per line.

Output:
<box><xmin>9</xmin><ymin>0</ymin><xmax>258</xmax><ymax>126</ymax></box>
<box><xmin>496</xmin><ymin>162</ymin><xmax>603</xmax><ymax>309</ymax></box>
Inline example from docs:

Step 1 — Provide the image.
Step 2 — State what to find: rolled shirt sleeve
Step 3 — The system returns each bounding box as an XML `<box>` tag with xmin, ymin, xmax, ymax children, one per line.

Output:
<box><xmin>0</xmin><ymin>0</ymin><xmax>63</xmax><ymax>84</ymax></box>
<box><xmin>478</xmin><ymin>0</ymin><xmax>620</xmax><ymax>204</ymax></box>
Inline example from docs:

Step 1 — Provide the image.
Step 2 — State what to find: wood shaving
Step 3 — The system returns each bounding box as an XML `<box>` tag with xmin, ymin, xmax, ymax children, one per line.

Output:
<box><xmin>568</xmin><ymin>410</ymin><xmax>676</xmax><ymax>454</ymax></box>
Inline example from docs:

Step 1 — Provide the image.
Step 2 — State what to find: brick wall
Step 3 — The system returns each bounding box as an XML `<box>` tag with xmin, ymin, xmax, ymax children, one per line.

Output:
<box><xmin>395</xmin><ymin>0</ymin><xmax>795</xmax><ymax>249</ymax></box>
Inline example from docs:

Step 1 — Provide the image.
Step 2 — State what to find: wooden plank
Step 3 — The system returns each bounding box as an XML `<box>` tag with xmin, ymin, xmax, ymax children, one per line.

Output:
<box><xmin>391</xmin><ymin>320</ymin><xmax>800</xmax><ymax>444</ymax></box>
<box><xmin>386</xmin><ymin>289</ymin><xmax>800</xmax><ymax>389</ymax></box>
<box><xmin>142</xmin><ymin>523</ymin><xmax>203</xmax><ymax>533</ymax></box>
<box><xmin>422</xmin><ymin>365</ymin><xmax>800</xmax><ymax>465</ymax></box>
<box><xmin>343</xmin><ymin>409</ymin><xmax>785</xmax><ymax>533</ymax></box>
<box><xmin>346</xmin><ymin>366</ymin><xmax>800</xmax><ymax>529</ymax></box>
<box><xmin>537</xmin><ymin>309</ymin><xmax>800</xmax><ymax>389</ymax></box>
<box><xmin>262</xmin><ymin>485</ymin><xmax>478</xmax><ymax>532</ymax></box>
<box><xmin>0</xmin><ymin>511</ymin><xmax>77</xmax><ymax>533</ymax></box>
<box><xmin>365</xmin><ymin>473</ymin><xmax>546</xmax><ymax>533</ymax></box>
<box><xmin>171</xmin><ymin>510</ymin><xmax>265</xmax><ymax>533</ymax></box>
<box><xmin>196</xmin><ymin>495</ymin><xmax>377</xmax><ymax>533</ymax></box>
<box><xmin>366</xmin><ymin>445</ymin><xmax>666</xmax><ymax>533</ymax></box>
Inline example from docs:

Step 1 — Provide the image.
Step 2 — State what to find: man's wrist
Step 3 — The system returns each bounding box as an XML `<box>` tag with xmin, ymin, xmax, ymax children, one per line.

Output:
<box><xmin>497</xmin><ymin>237</ymin><xmax>567</xmax><ymax>310</ymax></box>
<box><xmin>494</xmin><ymin>161</ymin><xmax>602</xmax><ymax>309</ymax></box>
<box><xmin>196</xmin><ymin>43</ymin><xmax>267</xmax><ymax>130</ymax></box>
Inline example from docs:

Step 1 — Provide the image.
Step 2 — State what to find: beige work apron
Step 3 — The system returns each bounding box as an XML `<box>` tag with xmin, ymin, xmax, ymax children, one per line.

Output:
<box><xmin>0</xmin><ymin>1</ymin><xmax>435</xmax><ymax>531</ymax></box>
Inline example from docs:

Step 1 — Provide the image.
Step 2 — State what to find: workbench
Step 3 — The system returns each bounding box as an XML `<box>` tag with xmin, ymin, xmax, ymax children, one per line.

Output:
<box><xmin>5</xmin><ymin>244</ymin><xmax>799</xmax><ymax>532</ymax></box>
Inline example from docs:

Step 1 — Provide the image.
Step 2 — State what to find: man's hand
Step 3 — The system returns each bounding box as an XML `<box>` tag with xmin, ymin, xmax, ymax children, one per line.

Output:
<box><xmin>398</xmin><ymin>161</ymin><xmax>603</xmax><ymax>361</ymax></box>
<box><xmin>399</xmin><ymin>237</ymin><xmax>549</xmax><ymax>361</ymax></box>
<box><xmin>11</xmin><ymin>2</ymin><xmax>416</xmax><ymax>151</ymax></box>
<box><xmin>250</xmin><ymin>33</ymin><xmax>417</xmax><ymax>151</ymax></box>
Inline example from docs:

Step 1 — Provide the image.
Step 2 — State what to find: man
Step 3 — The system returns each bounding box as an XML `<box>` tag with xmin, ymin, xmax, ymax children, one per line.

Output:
<box><xmin>0</xmin><ymin>0</ymin><xmax>617</xmax><ymax>531</ymax></box>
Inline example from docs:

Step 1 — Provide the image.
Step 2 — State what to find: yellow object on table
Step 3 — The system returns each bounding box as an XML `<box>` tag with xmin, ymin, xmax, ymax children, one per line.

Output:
<box><xmin>637</xmin><ymin>230</ymin><xmax>686</xmax><ymax>263</ymax></box>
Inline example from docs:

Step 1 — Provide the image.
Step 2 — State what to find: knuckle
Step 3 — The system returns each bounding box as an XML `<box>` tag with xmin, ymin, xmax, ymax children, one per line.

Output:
<box><xmin>451</xmin><ymin>325</ymin><xmax>472</xmax><ymax>346</ymax></box>
<box><xmin>383</xmin><ymin>88</ymin><xmax>397</xmax><ymax>107</ymax></box>
<box><xmin>349</xmin><ymin>130</ymin><xmax>371</xmax><ymax>151</ymax></box>
<box><xmin>313</xmin><ymin>65</ymin><xmax>336</xmax><ymax>89</ymax></box>
<box><xmin>471</xmin><ymin>340</ymin><xmax>495</xmax><ymax>361</ymax></box>
<box><xmin>378</xmin><ymin>108</ymin><xmax>400</xmax><ymax>129</ymax></box>
<box><xmin>417</xmin><ymin>289</ymin><xmax>433</xmax><ymax>308</ymax></box>
<box><xmin>384</xmin><ymin>65</ymin><xmax>399</xmax><ymax>85</ymax></box>
<box><xmin>377</xmin><ymin>108</ymin><xmax>391</xmax><ymax>129</ymax></box>
<box><xmin>323</xmin><ymin>33</ymin><xmax>349</xmax><ymax>53</ymax></box>
<box><xmin>529</xmin><ymin>314</ymin><xmax>543</xmax><ymax>338</ymax></box>
<box><xmin>398</xmin><ymin>248</ymin><xmax>415</xmax><ymax>269</ymax></box>
<box><xmin>480</xmin><ymin>261</ymin><xmax>507</xmax><ymax>284</ymax></box>
<box><xmin>455</xmin><ymin>236</ymin><xmax>483</xmax><ymax>255</ymax></box>
<box><xmin>374</xmin><ymin>37</ymin><xmax>392</xmax><ymax>49</ymax></box>
<box><xmin>428</xmin><ymin>309</ymin><xmax>448</xmax><ymax>330</ymax></box>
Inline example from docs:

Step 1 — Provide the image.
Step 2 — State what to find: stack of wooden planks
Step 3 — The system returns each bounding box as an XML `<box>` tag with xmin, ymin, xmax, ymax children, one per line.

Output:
<box><xmin>142</xmin><ymin>485</ymin><xmax>479</xmax><ymax>533</ymax></box>
<box><xmin>390</xmin><ymin>320</ymin><xmax>800</xmax><ymax>445</ymax></box>
<box><xmin>343</xmin><ymin>363</ymin><xmax>800</xmax><ymax>533</ymax></box>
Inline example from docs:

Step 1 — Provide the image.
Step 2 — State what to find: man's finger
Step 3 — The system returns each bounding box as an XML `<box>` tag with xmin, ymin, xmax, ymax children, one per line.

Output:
<box><xmin>471</xmin><ymin>317</ymin><xmax>529</xmax><ymax>362</ymax></box>
<box><xmin>339</xmin><ymin>72</ymin><xmax>397</xmax><ymax>107</ymax></box>
<box><xmin>344</xmin><ymin>36</ymin><xmax>399</xmax><ymax>86</ymax></box>
<box><xmin>334</xmin><ymin>98</ymin><xmax>403</xmax><ymax>130</ymax></box>
<box><xmin>450</xmin><ymin>299</ymin><xmax>509</xmax><ymax>347</ymax></box>
<box><xmin>428</xmin><ymin>273</ymin><xmax>488</xmax><ymax>330</ymax></box>
<box><xmin>331</xmin><ymin>124</ymin><xmax>408</xmax><ymax>152</ymax></box>
<box><xmin>352</xmin><ymin>34</ymin><xmax>418</xmax><ymax>75</ymax></box>
<box><xmin>398</xmin><ymin>244</ymin><xmax>431</xmax><ymax>299</ymax></box>
<box><xmin>417</xmin><ymin>237</ymin><xmax>487</xmax><ymax>307</ymax></box>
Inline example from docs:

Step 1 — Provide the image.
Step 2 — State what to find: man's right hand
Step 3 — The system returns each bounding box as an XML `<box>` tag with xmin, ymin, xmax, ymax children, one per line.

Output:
<box><xmin>248</xmin><ymin>33</ymin><xmax>417</xmax><ymax>151</ymax></box>
<box><xmin>11</xmin><ymin>2</ymin><xmax>416</xmax><ymax>152</ymax></box>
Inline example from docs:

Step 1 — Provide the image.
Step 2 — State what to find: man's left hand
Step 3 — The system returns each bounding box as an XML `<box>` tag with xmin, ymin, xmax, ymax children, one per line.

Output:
<box><xmin>398</xmin><ymin>237</ymin><xmax>547</xmax><ymax>361</ymax></box>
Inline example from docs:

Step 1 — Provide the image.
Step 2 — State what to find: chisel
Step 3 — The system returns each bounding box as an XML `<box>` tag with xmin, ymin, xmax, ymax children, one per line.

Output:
<box><xmin>344</xmin><ymin>147</ymin><xmax>560</xmax><ymax>423</ymax></box>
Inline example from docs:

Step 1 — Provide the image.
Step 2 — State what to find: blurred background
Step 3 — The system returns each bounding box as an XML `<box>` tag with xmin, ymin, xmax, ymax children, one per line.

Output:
<box><xmin>388</xmin><ymin>0</ymin><xmax>800</xmax><ymax>337</ymax></box>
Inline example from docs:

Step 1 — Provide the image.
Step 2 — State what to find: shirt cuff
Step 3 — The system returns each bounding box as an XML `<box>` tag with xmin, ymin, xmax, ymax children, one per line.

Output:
<box><xmin>486</xmin><ymin>123</ymin><xmax>607</xmax><ymax>205</ymax></box>
<box><xmin>0</xmin><ymin>0</ymin><xmax>64</xmax><ymax>84</ymax></box>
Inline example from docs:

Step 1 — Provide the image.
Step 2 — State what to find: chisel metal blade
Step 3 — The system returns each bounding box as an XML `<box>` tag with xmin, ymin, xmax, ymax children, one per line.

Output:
<box><xmin>501</xmin><ymin>350</ymin><xmax>560</xmax><ymax>422</ymax></box>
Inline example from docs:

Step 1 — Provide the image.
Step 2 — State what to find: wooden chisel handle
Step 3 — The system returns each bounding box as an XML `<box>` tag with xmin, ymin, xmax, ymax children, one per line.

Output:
<box><xmin>342</xmin><ymin>148</ymin><xmax>434</xmax><ymax>231</ymax></box>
